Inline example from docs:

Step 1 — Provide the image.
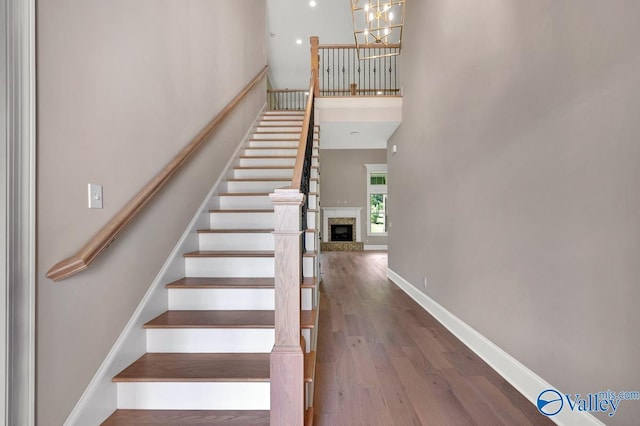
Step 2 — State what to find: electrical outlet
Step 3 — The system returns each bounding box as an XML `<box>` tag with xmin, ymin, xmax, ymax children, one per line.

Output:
<box><xmin>423</xmin><ymin>276</ymin><xmax>428</xmax><ymax>289</ymax></box>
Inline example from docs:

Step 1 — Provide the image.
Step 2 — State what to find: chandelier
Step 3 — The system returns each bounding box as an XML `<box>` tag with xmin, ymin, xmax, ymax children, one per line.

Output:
<box><xmin>350</xmin><ymin>0</ymin><xmax>405</xmax><ymax>60</ymax></box>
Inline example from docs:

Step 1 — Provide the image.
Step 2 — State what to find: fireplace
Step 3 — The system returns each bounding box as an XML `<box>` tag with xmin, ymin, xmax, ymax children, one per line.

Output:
<box><xmin>321</xmin><ymin>209</ymin><xmax>363</xmax><ymax>251</ymax></box>
<box><xmin>330</xmin><ymin>224</ymin><xmax>354</xmax><ymax>242</ymax></box>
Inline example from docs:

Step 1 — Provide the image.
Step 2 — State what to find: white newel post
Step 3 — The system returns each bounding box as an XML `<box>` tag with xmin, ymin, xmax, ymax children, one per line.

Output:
<box><xmin>269</xmin><ymin>188</ymin><xmax>305</xmax><ymax>426</ymax></box>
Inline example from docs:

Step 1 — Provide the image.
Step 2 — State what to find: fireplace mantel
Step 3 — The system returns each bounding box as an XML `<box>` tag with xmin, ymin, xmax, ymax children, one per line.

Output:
<box><xmin>321</xmin><ymin>207</ymin><xmax>363</xmax><ymax>243</ymax></box>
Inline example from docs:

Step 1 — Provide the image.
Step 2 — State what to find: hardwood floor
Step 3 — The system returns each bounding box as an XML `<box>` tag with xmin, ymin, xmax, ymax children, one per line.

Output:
<box><xmin>313</xmin><ymin>251</ymin><xmax>553</xmax><ymax>426</ymax></box>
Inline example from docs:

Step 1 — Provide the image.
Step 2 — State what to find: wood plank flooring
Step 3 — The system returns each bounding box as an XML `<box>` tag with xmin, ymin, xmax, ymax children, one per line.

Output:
<box><xmin>313</xmin><ymin>251</ymin><xmax>553</xmax><ymax>426</ymax></box>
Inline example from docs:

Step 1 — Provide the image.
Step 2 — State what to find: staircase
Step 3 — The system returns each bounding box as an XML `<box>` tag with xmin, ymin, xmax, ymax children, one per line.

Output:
<box><xmin>102</xmin><ymin>110</ymin><xmax>320</xmax><ymax>425</ymax></box>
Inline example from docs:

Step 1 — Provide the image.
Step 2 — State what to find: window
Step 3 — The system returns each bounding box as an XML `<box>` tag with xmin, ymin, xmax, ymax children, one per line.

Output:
<box><xmin>365</xmin><ymin>164</ymin><xmax>387</xmax><ymax>235</ymax></box>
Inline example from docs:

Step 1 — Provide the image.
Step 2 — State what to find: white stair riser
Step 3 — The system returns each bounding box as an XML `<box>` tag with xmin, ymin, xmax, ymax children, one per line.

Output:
<box><xmin>256</xmin><ymin>126</ymin><xmax>302</xmax><ymax>132</ymax></box>
<box><xmin>199</xmin><ymin>233</ymin><xmax>274</xmax><ymax>251</ymax></box>
<box><xmin>244</xmin><ymin>148</ymin><xmax>318</xmax><ymax>157</ymax></box>
<box><xmin>227</xmin><ymin>180</ymin><xmax>290</xmax><ymax>193</ymax></box>
<box><xmin>168</xmin><ymin>288</ymin><xmax>314</xmax><ymax>311</ymax></box>
<box><xmin>310</xmin><ymin>180</ymin><xmax>318</xmax><ymax>192</ymax></box>
<box><xmin>117</xmin><ymin>382</ymin><xmax>270</xmax><ymax>410</ymax></box>
<box><xmin>259</xmin><ymin>120</ymin><xmax>303</xmax><ymax>126</ymax></box>
<box><xmin>185</xmin><ymin>257</ymin><xmax>315</xmax><ymax>278</ymax></box>
<box><xmin>146</xmin><ymin>329</ymin><xmax>272</xmax><ymax>353</ymax></box>
<box><xmin>308</xmin><ymin>212</ymin><xmax>317</xmax><ymax>229</ymax></box>
<box><xmin>248</xmin><ymin>141</ymin><xmax>320</xmax><ymax>150</ymax></box>
<box><xmin>308</xmin><ymin>194</ymin><xmax>317</xmax><ymax>209</ymax></box>
<box><xmin>251</xmin><ymin>134</ymin><xmax>312</xmax><ymax>141</ymax></box>
<box><xmin>210</xmin><ymin>212</ymin><xmax>274</xmax><ymax>229</ymax></box>
<box><xmin>146</xmin><ymin>328</ymin><xmax>312</xmax><ymax>353</ymax></box>
<box><xmin>239</xmin><ymin>157</ymin><xmax>296</xmax><ymax>167</ymax></box>
<box><xmin>264</xmin><ymin>112</ymin><xmax>304</xmax><ymax>116</ymax></box>
<box><xmin>248</xmin><ymin>140</ymin><xmax>299</xmax><ymax>148</ymax></box>
<box><xmin>233</xmin><ymin>168</ymin><xmax>295</xmax><ymax>179</ymax></box>
<box><xmin>219</xmin><ymin>195</ymin><xmax>271</xmax><ymax>209</ymax></box>
<box><xmin>305</xmin><ymin>232</ymin><xmax>317</xmax><ymax>251</ymax></box>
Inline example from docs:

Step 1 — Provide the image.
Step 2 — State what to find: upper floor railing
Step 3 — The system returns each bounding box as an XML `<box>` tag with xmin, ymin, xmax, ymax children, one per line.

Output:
<box><xmin>267</xmin><ymin>36</ymin><xmax>400</xmax><ymax>110</ymax></box>
<box><xmin>312</xmin><ymin>36</ymin><xmax>400</xmax><ymax>98</ymax></box>
<box><xmin>317</xmin><ymin>43</ymin><xmax>400</xmax><ymax>96</ymax></box>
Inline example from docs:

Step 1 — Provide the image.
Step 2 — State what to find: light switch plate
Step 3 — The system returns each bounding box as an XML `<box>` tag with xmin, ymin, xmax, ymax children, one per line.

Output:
<box><xmin>88</xmin><ymin>184</ymin><xmax>103</xmax><ymax>209</ymax></box>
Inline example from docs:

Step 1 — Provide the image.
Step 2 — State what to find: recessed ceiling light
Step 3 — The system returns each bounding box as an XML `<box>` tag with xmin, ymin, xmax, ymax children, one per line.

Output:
<box><xmin>296</xmin><ymin>38</ymin><xmax>303</xmax><ymax>45</ymax></box>
<box><xmin>309</xmin><ymin>0</ymin><xmax>317</xmax><ymax>7</ymax></box>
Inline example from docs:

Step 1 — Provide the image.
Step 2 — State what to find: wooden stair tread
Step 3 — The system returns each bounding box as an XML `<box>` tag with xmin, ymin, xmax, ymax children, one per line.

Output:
<box><xmin>144</xmin><ymin>309</ymin><xmax>317</xmax><ymax>329</ymax></box>
<box><xmin>102</xmin><ymin>409</ymin><xmax>270</xmax><ymax>425</ymax></box>
<box><xmin>113</xmin><ymin>353</ymin><xmax>271</xmax><ymax>382</ymax></box>
<box><xmin>240</xmin><ymin>155</ymin><xmax>297</xmax><ymax>158</ymax></box>
<box><xmin>218</xmin><ymin>192</ymin><xmax>270</xmax><ymax>196</ymax></box>
<box><xmin>240</xmin><ymin>155</ymin><xmax>319</xmax><ymax>158</ymax></box>
<box><xmin>233</xmin><ymin>166</ymin><xmax>318</xmax><ymax>169</ymax></box>
<box><xmin>209</xmin><ymin>209</ymin><xmax>274</xmax><ymax>213</ymax></box>
<box><xmin>183</xmin><ymin>250</ymin><xmax>317</xmax><ymax>258</ymax></box>
<box><xmin>253</xmin><ymin>130</ymin><xmax>318</xmax><ymax>134</ymax></box>
<box><xmin>248</xmin><ymin>138</ymin><xmax>319</xmax><ymax>141</ymax></box>
<box><xmin>233</xmin><ymin>166</ymin><xmax>294</xmax><ymax>170</ymax></box>
<box><xmin>198</xmin><ymin>228</ymin><xmax>272</xmax><ymax>234</ymax></box>
<box><xmin>227</xmin><ymin>178</ymin><xmax>293</xmax><ymax>182</ymax></box>
<box><xmin>166</xmin><ymin>277</ymin><xmax>317</xmax><ymax>289</ymax></box>
<box><xmin>113</xmin><ymin>352</ymin><xmax>315</xmax><ymax>382</ymax></box>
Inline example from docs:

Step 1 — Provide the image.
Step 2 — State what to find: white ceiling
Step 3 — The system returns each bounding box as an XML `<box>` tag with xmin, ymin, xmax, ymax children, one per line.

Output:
<box><xmin>266</xmin><ymin>0</ymin><xmax>354</xmax><ymax>89</ymax></box>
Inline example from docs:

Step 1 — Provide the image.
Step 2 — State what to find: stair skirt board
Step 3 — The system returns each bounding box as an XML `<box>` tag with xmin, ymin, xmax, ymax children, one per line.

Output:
<box><xmin>146</xmin><ymin>328</ymin><xmax>312</xmax><ymax>353</ymax></box>
<box><xmin>116</xmin><ymin>382</ymin><xmax>270</xmax><ymax>410</ymax></box>
<box><xmin>168</xmin><ymin>287</ymin><xmax>314</xmax><ymax>311</ymax></box>
<box><xmin>184</xmin><ymin>256</ymin><xmax>316</xmax><ymax>278</ymax></box>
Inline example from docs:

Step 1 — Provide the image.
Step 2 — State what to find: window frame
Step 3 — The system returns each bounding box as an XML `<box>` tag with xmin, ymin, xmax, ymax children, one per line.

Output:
<box><xmin>365</xmin><ymin>164</ymin><xmax>388</xmax><ymax>237</ymax></box>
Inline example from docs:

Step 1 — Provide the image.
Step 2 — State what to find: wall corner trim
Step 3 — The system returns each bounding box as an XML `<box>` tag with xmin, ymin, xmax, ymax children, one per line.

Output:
<box><xmin>386</xmin><ymin>268</ymin><xmax>605</xmax><ymax>426</ymax></box>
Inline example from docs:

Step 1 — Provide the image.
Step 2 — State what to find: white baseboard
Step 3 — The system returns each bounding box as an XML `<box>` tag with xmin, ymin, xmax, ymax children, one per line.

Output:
<box><xmin>386</xmin><ymin>268</ymin><xmax>604</xmax><ymax>426</ymax></box>
<box><xmin>364</xmin><ymin>244</ymin><xmax>387</xmax><ymax>251</ymax></box>
<box><xmin>65</xmin><ymin>104</ymin><xmax>267</xmax><ymax>426</ymax></box>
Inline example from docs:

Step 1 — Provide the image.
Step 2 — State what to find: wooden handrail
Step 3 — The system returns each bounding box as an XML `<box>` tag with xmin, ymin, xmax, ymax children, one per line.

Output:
<box><xmin>47</xmin><ymin>65</ymin><xmax>269</xmax><ymax>281</ymax></box>
<box><xmin>318</xmin><ymin>43</ymin><xmax>401</xmax><ymax>49</ymax></box>
<box><xmin>290</xmin><ymin>79</ymin><xmax>315</xmax><ymax>191</ymax></box>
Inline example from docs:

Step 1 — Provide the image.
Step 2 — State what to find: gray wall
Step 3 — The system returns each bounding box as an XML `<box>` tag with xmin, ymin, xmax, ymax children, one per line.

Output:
<box><xmin>320</xmin><ymin>149</ymin><xmax>387</xmax><ymax>246</ymax></box>
<box><xmin>36</xmin><ymin>1</ymin><xmax>266</xmax><ymax>424</ymax></box>
<box><xmin>388</xmin><ymin>1</ymin><xmax>640</xmax><ymax>424</ymax></box>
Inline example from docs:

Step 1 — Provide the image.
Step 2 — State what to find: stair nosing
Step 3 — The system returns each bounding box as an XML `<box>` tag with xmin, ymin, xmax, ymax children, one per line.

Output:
<box><xmin>143</xmin><ymin>309</ymin><xmax>317</xmax><ymax>329</ymax></box>
<box><xmin>165</xmin><ymin>277</ymin><xmax>317</xmax><ymax>289</ymax></box>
